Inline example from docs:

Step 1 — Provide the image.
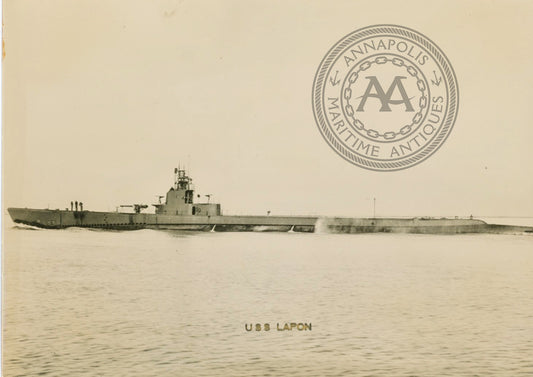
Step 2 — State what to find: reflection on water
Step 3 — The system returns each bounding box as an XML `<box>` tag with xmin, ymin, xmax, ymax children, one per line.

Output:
<box><xmin>3</xmin><ymin>225</ymin><xmax>533</xmax><ymax>376</ymax></box>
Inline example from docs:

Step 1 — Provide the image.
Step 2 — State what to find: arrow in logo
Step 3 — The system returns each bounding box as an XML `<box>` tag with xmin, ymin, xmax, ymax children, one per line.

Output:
<box><xmin>329</xmin><ymin>70</ymin><xmax>340</xmax><ymax>86</ymax></box>
<box><xmin>431</xmin><ymin>70</ymin><xmax>442</xmax><ymax>86</ymax></box>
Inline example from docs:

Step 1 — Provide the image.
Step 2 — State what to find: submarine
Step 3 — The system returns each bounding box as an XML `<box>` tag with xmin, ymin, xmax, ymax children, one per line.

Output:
<box><xmin>7</xmin><ymin>168</ymin><xmax>533</xmax><ymax>235</ymax></box>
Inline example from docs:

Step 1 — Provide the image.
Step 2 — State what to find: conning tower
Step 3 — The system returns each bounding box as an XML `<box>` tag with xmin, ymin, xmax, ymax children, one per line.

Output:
<box><xmin>153</xmin><ymin>168</ymin><xmax>221</xmax><ymax>216</ymax></box>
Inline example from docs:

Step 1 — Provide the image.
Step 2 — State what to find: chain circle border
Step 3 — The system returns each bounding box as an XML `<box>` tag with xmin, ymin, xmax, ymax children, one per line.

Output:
<box><xmin>341</xmin><ymin>55</ymin><xmax>428</xmax><ymax>142</ymax></box>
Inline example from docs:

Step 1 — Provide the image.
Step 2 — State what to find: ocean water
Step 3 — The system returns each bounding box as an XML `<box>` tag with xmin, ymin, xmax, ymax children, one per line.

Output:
<box><xmin>3</xmin><ymin>222</ymin><xmax>533</xmax><ymax>377</ymax></box>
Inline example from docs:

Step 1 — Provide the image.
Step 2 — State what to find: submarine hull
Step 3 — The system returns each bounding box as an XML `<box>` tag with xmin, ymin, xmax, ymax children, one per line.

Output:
<box><xmin>7</xmin><ymin>208</ymin><xmax>533</xmax><ymax>235</ymax></box>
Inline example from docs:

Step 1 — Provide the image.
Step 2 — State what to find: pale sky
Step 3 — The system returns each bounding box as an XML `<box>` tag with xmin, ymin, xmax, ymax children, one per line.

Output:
<box><xmin>3</xmin><ymin>0</ymin><xmax>533</xmax><ymax>218</ymax></box>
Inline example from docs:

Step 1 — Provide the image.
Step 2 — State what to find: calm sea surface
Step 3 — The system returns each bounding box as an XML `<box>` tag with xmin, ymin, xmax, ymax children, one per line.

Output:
<box><xmin>3</xmin><ymin>221</ymin><xmax>533</xmax><ymax>376</ymax></box>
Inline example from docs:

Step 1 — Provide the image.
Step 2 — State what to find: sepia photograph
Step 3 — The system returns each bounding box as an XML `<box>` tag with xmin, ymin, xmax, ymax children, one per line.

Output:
<box><xmin>2</xmin><ymin>0</ymin><xmax>533</xmax><ymax>376</ymax></box>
